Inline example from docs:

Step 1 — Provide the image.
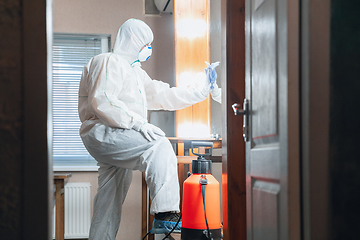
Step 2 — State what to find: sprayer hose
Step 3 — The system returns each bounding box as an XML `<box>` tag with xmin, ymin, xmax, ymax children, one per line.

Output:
<box><xmin>200</xmin><ymin>175</ymin><xmax>211</xmax><ymax>239</ymax></box>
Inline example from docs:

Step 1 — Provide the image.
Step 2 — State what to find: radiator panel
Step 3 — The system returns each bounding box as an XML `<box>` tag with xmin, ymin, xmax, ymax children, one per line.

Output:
<box><xmin>53</xmin><ymin>182</ymin><xmax>91</xmax><ymax>239</ymax></box>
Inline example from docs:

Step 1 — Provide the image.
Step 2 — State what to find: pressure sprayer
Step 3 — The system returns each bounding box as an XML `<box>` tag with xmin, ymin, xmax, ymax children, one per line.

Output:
<box><xmin>181</xmin><ymin>142</ymin><xmax>222</xmax><ymax>240</ymax></box>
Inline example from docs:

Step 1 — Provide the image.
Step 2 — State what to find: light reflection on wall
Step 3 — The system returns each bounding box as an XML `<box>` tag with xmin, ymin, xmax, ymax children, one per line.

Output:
<box><xmin>175</xmin><ymin>0</ymin><xmax>210</xmax><ymax>138</ymax></box>
<box><xmin>177</xmin><ymin>71</ymin><xmax>209</xmax><ymax>137</ymax></box>
<box><xmin>176</xmin><ymin>19</ymin><xmax>208</xmax><ymax>39</ymax></box>
<box><xmin>177</xmin><ymin>123</ymin><xmax>210</xmax><ymax>138</ymax></box>
<box><xmin>177</xmin><ymin>71</ymin><xmax>206</xmax><ymax>90</ymax></box>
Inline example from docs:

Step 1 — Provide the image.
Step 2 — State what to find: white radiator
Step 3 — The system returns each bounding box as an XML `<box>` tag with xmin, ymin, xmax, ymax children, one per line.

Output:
<box><xmin>53</xmin><ymin>182</ymin><xmax>92</xmax><ymax>239</ymax></box>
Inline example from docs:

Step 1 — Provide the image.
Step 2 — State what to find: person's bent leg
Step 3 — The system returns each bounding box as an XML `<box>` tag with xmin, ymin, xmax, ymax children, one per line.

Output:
<box><xmin>139</xmin><ymin>136</ymin><xmax>180</xmax><ymax>215</ymax></box>
<box><xmin>89</xmin><ymin>164</ymin><xmax>133</xmax><ymax>240</ymax></box>
<box><xmin>82</xmin><ymin>124</ymin><xmax>180</xmax><ymax>236</ymax></box>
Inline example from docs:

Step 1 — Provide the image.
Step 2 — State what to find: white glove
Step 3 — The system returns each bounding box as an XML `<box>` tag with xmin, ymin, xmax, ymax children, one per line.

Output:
<box><xmin>138</xmin><ymin>123</ymin><xmax>165</xmax><ymax>141</ymax></box>
<box><xmin>203</xmin><ymin>61</ymin><xmax>220</xmax><ymax>98</ymax></box>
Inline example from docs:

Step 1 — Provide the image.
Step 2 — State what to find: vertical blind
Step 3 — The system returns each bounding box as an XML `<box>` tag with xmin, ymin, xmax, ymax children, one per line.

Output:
<box><xmin>52</xmin><ymin>34</ymin><xmax>109</xmax><ymax>169</ymax></box>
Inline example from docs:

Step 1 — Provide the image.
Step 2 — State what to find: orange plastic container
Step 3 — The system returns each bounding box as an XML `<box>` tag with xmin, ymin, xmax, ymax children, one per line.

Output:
<box><xmin>181</xmin><ymin>173</ymin><xmax>222</xmax><ymax>239</ymax></box>
<box><xmin>182</xmin><ymin>173</ymin><xmax>221</xmax><ymax>229</ymax></box>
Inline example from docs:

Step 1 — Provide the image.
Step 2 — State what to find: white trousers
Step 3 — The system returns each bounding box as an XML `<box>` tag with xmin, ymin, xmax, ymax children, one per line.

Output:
<box><xmin>80</xmin><ymin>121</ymin><xmax>180</xmax><ymax>240</ymax></box>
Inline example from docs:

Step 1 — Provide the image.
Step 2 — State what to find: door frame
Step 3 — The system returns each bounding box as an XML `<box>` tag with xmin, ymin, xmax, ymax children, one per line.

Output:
<box><xmin>221</xmin><ymin>0</ymin><xmax>247</xmax><ymax>240</ymax></box>
<box><xmin>23</xmin><ymin>0</ymin><xmax>53</xmax><ymax>239</ymax></box>
<box><xmin>301</xmin><ymin>0</ymin><xmax>330</xmax><ymax>238</ymax></box>
<box><xmin>35</xmin><ymin>0</ymin><xmax>330</xmax><ymax>239</ymax></box>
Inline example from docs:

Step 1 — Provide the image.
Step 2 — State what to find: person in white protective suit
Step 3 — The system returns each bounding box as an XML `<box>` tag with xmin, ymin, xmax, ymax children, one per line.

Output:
<box><xmin>78</xmin><ymin>18</ymin><xmax>212</xmax><ymax>240</ymax></box>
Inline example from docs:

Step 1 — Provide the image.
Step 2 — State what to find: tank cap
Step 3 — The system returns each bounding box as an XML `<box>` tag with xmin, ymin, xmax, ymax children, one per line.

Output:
<box><xmin>191</xmin><ymin>159</ymin><xmax>212</xmax><ymax>174</ymax></box>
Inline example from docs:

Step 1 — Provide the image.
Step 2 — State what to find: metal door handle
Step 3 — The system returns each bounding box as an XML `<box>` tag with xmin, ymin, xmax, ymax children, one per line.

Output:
<box><xmin>232</xmin><ymin>99</ymin><xmax>250</xmax><ymax>142</ymax></box>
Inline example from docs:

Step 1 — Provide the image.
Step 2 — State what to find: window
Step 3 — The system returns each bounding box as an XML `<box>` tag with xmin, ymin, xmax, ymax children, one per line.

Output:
<box><xmin>52</xmin><ymin>33</ymin><xmax>110</xmax><ymax>171</ymax></box>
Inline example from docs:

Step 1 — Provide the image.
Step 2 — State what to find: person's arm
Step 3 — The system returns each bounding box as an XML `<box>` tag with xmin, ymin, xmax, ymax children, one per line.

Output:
<box><xmin>87</xmin><ymin>54</ymin><xmax>147</xmax><ymax>129</ymax></box>
<box><xmin>143</xmin><ymin>71</ymin><xmax>209</xmax><ymax>111</ymax></box>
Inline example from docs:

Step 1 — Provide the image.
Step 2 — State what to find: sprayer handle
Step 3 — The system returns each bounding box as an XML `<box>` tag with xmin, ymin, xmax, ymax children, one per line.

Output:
<box><xmin>191</xmin><ymin>141</ymin><xmax>213</xmax><ymax>156</ymax></box>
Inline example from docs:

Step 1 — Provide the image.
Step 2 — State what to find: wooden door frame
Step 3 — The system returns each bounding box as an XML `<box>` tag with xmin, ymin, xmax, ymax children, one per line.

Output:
<box><xmin>36</xmin><ymin>0</ymin><xmax>329</xmax><ymax>239</ymax></box>
<box><xmin>21</xmin><ymin>0</ymin><xmax>329</xmax><ymax>239</ymax></box>
<box><xmin>221</xmin><ymin>0</ymin><xmax>247</xmax><ymax>240</ymax></box>
<box><xmin>23</xmin><ymin>0</ymin><xmax>53</xmax><ymax>239</ymax></box>
<box><xmin>285</xmin><ymin>0</ymin><xmax>302</xmax><ymax>239</ymax></box>
<box><xmin>301</xmin><ymin>0</ymin><xmax>330</xmax><ymax>239</ymax></box>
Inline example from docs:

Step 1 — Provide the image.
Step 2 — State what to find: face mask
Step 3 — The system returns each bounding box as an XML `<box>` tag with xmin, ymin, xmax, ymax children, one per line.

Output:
<box><xmin>138</xmin><ymin>45</ymin><xmax>152</xmax><ymax>62</ymax></box>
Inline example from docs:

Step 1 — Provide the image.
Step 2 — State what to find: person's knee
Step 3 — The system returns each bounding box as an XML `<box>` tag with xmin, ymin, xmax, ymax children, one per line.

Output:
<box><xmin>151</xmin><ymin>135</ymin><xmax>169</xmax><ymax>147</ymax></box>
<box><xmin>141</xmin><ymin>136</ymin><xmax>176</xmax><ymax>166</ymax></box>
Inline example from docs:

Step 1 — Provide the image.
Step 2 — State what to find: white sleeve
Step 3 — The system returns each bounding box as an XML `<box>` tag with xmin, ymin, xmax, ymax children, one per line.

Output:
<box><xmin>211</xmin><ymin>86</ymin><xmax>222</xmax><ymax>104</ymax></box>
<box><xmin>143</xmin><ymin>72</ymin><xmax>208</xmax><ymax>111</ymax></box>
<box><xmin>87</xmin><ymin>55</ymin><xmax>147</xmax><ymax>129</ymax></box>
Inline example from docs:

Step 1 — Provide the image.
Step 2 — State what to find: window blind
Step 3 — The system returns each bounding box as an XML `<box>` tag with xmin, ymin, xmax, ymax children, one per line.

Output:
<box><xmin>52</xmin><ymin>34</ymin><xmax>109</xmax><ymax>170</ymax></box>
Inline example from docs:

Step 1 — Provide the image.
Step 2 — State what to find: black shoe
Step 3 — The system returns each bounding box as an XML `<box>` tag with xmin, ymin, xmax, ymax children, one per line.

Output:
<box><xmin>152</xmin><ymin>212</ymin><xmax>181</xmax><ymax>234</ymax></box>
<box><xmin>155</xmin><ymin>212</ymin><xmax>180</xmax><ymax>221</ymax></box>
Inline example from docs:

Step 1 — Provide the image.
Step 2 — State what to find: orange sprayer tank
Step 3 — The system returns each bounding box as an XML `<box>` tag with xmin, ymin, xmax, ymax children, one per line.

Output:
<box><xmin>181</xmin><ymin>142</ymin><xmax>222</xmax><ymax>240</ymax></box>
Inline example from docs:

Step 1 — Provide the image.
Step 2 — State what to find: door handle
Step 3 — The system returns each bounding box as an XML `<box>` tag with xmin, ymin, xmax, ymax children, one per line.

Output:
<box><xmin>232</xmin><ymin>99</ymin><xmax>250</xmax><ymax>142</ymax></box>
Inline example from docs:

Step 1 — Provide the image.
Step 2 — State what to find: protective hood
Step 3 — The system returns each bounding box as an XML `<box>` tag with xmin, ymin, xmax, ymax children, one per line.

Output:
<box><xmin>113</xmin><ymin>19</ymin><xmax>154</xmax><ymax>65</ymax></box>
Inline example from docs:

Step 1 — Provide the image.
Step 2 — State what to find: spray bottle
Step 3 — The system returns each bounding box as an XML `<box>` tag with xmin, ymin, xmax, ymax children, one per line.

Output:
<box><xmin>181</xmin><ymin>142</ymin><xmax>222</xmax><ymax>240</ymax></box>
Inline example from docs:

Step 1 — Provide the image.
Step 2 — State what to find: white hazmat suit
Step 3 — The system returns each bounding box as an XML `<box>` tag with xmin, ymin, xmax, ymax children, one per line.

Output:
<box><xmin>78</xmin><ymin>19</ymin><xmax>209</xmax><ymax>240</ymax></box>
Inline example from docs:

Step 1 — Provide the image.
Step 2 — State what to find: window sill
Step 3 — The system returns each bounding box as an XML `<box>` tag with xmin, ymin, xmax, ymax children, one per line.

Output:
<box><xmin>53</xmin><ymin>165</ymin><xmax>99</xmax><ymax>172</ymax></box>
